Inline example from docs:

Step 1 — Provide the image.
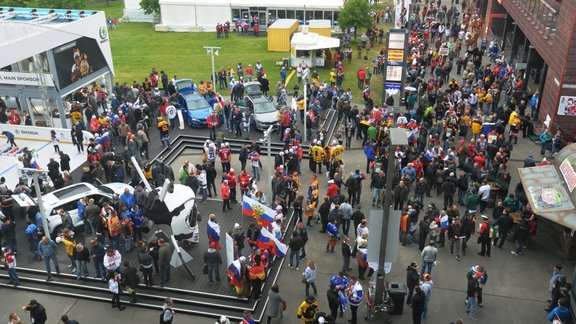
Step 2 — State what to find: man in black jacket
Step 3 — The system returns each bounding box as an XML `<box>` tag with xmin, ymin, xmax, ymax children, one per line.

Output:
<box><xmin>418</xmin><ymin>216</ymin><xmax>430</xmax><ymax>251</ymax></box>
<box><xmin>23</xmin><ymin>299</ymin><xmax>47</xmax><ymax>324</ymax></box>
<box><xmin>122</xmin><ymin>261</ymin><xmax>140</xmax><ymax>303</ymax></box>
<box><xmin>406</xmin><ymin>261</ymin><xmax>420</xmax><ymax>305</ymax></box>
<box><xmin>318</xmin><ymin>196</ymin><xmax>331</xmax><ymax>233</ymax></box>
<box><xmin>341</xmin><ymin>237</ymin><xmax>352</xmax><ymax>274</ymax></box>
<box><xmin>493</xmin><ymin>210</ymin><xmax>514</xmax><ymax>249</ymax></box>
<box><xmin>326</xmin><ymin>284</ymin><xmax>341</xmax><ymax>320</ymax></box>
<box><xmin>442</xmin><ymin>173</ymin><xmax>457</xmax><ymax>210</ymax></box>
<box><xmin>411</xmin><ymin>286</ymin><xmax>426</xmax><ymax>324</ymax></box>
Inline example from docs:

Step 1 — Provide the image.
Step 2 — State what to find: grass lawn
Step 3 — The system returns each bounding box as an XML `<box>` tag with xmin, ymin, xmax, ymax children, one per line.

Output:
<box><xmin>86</xmin><ymin>0</ymin><xmax>394</xmax><ymax>104</ymax></box>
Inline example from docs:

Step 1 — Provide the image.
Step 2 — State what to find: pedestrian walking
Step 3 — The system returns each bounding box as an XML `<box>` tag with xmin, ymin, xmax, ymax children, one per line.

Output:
<box><xmin>22</xmin><ymin>299</ymin><xmax>47</xmax><ymax>324</ymax></box>
<box><xmin>420</xmin><ymin>274</ymin><xmax>433</xmax><ymax>319</ymax></box>
<box><xmin>60</xmin><ymin>315</ymin><xmax>80</xmax><ymax>324</ymax></box>
<box><xmin>302</xmin><ymin>260</ymin><xmax>318</xmax><ymax>297</ymax></box>
<box><xmin>326</xmin><ymin>284</ymin><xmax>341</xmax><ymax>320</ymax></box>
<box><xmin>465</xmin><ymin>271</ymin><xmax>481</xmax><ymax>320</ymax></box>
<box><xmin>158</xmin><ymin>238</ymin><xmax>172</xmax><ymax>287</ymax></box>
<box><xmin>121</xmin><ymin>261</ymin><xmax>140</xmax><ymax>303</ymax></box>
<box><xmin>297</xmin><ymin>295</ymin><xmax>319</xmax><ymax>324</ymax></box>
<box><xmin>406</xmin><ymin>261</ymin><xmax>419</xmax><ymax>305</ymax></box>
<box><xmin>341</xmin><ymin>236</ymin><xmax>352</xmax><ymax>274</ymax></box>
<box><xmin>107</xmin><ymin>271</ymin><xmax>126</xmax><ymax>310</ymax></box>
<box><xmin>411</xmin><ymin>286</ymin><xmax>426</xmax><ymax>324</ymax></box>
<box><xmin>467</xmin><ymin>265</ymin><xmax>488</xmax><ymax>307</ymax></box>
<box><xmin>289</xmin><ymin>232</ymin><xmax>304</xmax><ymax>270</ymax></box>
<box><xmin>477</xmin><ymin>215</ymin><xmax>491</xmax><ymax>257</ymax></box>
<box><xmin>37</xmin><ymin>236</ymin><xmax>60</xmax><ymax>282</ymax></box>
<box><xmin>346</xmin><ymin>276</ymin><xmax>363</xmax><ymax>324</ymax></box>
<box><xmin>203</xmin><ymin>241</ymin><xmax>223</xmax><ymax>284</ymax></box>
<box><xmin>265</xmin><ymin>284</ymin><xmax>286</xmax><ymax>324</ymax></box>
<box><xmin>1</xmin><ymin>248</ymin><xmax>19</xmax><ymax>287</ymax></box>
<box><xmin>160</xmin><ymin>297</ymin><xmax>175</xmax><ymax>324</ymax></box>
<box><xmin>420</xmin><ymin>240</ymin><xmax>438</xmax><ymax>275</ymax></box>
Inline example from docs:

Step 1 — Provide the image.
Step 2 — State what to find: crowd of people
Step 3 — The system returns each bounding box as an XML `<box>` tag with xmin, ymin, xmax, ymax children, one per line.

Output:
<box><xmin>0</xmin><ymin>0</ymin><xmax>568</xmax><ymax>322</ymax></box>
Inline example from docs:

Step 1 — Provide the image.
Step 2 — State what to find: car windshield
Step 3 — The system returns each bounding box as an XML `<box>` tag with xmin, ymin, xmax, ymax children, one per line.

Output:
<box><xmin>175</xmin><ymin>79</ymin><xmax>193</xmax><ymax>90</ymax></box>
<box><xmin>51</xmin><ymin>184</ymin><xmax>92</xmax><ymax>199</ymax></box>
<box><xmin>255</xmin><ymin>101</ymin><xmax>277</xmax><ymax>114</ymax></box>
<box><xmin>187</xmin><ymin>98</ymin><xmax>210</xmax><ymax>110</ymax></box>
<box><xmin>245</xmin><ymin>84</ymin><xmax>262</xmax><ymax>97</ymax></box>
<box><xmin>97</xmin><ymin>185</ymin><xmax>116</xmax><ymax>195</ymax></box>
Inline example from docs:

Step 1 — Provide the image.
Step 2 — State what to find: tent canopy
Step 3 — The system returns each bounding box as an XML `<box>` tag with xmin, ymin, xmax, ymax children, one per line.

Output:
<box><xmin>518</xmin><ymin>144</ymin><xmax>576</xmax><ymax>230</ymax></box>
<box><xmin>290</xmin><ymin>31</ymin><xmax>340</xmax><ymax>50</ymax></box>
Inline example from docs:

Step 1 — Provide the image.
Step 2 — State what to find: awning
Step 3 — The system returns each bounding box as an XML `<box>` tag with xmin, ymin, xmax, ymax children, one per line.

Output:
<box><xmin>291</xmin><ymin>32</ymin><xmax>340</xmax><ymax>50</ymax></box>
<box><xmin>519</xmin><ymin>165</ymin><xmax>576</xmax><ymax>230</ymax></box>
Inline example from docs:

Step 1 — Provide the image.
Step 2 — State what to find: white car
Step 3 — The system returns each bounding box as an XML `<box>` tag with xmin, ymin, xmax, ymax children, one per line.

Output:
<box><xmin>37</xmin><ymin>182</ymin><xmax>130</xmax><ymax>238</ymax></box>
<box><xmin>236</xmin><ymin>81</ymin><xmax>279</xmax><ymax>131</ymax></box>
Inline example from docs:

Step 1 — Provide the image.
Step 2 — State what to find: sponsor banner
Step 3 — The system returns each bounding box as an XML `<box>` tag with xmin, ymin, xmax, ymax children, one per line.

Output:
<box><xmin>0</xmin><ymin>124</ymin><xmax>93</xmax><ymax>143</ymax></box>
<box><xmin>557</xmin><ymin>96</ymin><xmax>576</xmax><ymax>116</ymax></box>
<box><xmin>0</xmin><ymin>71</ymin><xmax>55</xmax><ymax>87</ymax></box>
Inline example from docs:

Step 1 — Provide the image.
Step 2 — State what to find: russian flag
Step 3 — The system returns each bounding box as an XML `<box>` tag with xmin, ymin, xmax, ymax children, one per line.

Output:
<box><xmin>207</xmin><ymin>219</ymin><xmax>221</xmax><ymax>250</ymax></box>
<box><xmin>257</xmin><ymin>227</ymin><xmax>287</xmax><ymax>258</ymax></box>
<box><xmin>242</xmin><ymin>195</ymin><xmax>275</xmax><ymax>227</ymax></box>
<box><xmin>227</xmin><ymin>259</ymin><xmax>243</xmax><ymax>286</ymax></box>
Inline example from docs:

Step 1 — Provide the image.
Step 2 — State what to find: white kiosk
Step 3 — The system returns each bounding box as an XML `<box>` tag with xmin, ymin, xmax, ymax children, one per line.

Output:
<box><xmin>290</xmin><ymin>31</ymin><xmax>340</xmax><ymax>67</ymax></box>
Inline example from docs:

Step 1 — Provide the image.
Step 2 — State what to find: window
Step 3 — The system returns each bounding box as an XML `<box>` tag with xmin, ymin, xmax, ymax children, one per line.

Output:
<box><xmin>305</xmin><ymin>10</ymin><xmax>313</xmax><ymax>23</ymax></box>
<box><xmin>295</xmin><ymin>10</ymin><xmax>303</xmax><ymax>22</ymax></box>
<box><xmin>333</xmin><ymin>11</ymin><xmax>340</xmax><ymax>23</ymax></box>
<box><xmin>268</xmin><ymin>9</ymin><xmax>276</xmax><ymax>21</ymax></box>
<box><xmin>232</xmin><ymin>9</ymin><xmax>240</xmax><ymax>20</ymax></box>
<box><xmin>287</xmin><ymin>10</ymin><xmax>295</xmax><ymax>19</ymax></box>
<box><xmin>278</xmin><ymin>10</ymin><xmax>286</xmax><ymax>19</ymax></box>
<box><xmin>315</xmin><ymin>11</ymin><xmax>323</xmax><ymax>19</ymax></box>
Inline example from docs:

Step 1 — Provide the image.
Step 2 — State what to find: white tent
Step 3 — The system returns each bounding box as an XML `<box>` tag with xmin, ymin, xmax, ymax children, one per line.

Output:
<box><xmin>290</xmin><ymin>31</ymin><xmax>340</xmax><ymax>67</ymax></box>
<box><xmin>154</xmin><ymin>0</ymin><xmax>343</xmax><ymax>32</ymax></box>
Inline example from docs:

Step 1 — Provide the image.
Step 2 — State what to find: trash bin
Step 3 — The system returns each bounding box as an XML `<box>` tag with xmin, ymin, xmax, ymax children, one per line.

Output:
<box><xmin>387</xmin><ymin>282</ymin><xmax>408</xmax><ymax>315</ymax></box>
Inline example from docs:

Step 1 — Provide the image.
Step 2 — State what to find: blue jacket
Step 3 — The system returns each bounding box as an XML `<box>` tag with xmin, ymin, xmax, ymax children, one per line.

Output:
<box><xmin>548</xmin><ymin>306</ymin><xmax>570</xmax><ymax>322</ymax></box>
<box><xmin>77</xmin><ymin>200</ymin><xmax>86</xmax><ymax>220</ymax></box>
<box><xmin>348</xmin><ymin>281</ymin><xmax>363</xmax><ymax>306</ymax></box>
<box><xmin>38</xmin><ymin>240</ymin><xmax>58</xmax><ymax>257</ymax></box>
<box><xmin>329</xmin><ymin>275</ymin><xmax>349</xmax><ymax>291</ymax></box>
<box><xmin>120</xmin><ymin>193</ymin><xmax>135</xmax><ymax>209</ymax></box>
<box><xmin>364</xmin><ymin>145</ymin><xmax>375</xmax><ymax>161</ymax></box>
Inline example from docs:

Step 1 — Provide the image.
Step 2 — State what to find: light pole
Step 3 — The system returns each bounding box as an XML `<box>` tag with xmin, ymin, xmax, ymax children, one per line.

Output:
<box><xmin>19</xmin><ymin>167</ymin><xmax>50</xmax><ymax>237</ymax></box>
<box><xmin>303</xmin><ymin>77</ymin><xmax>307</xmax><ymax>143</ymax></box>
<box><xmin>260</xmin><ymin>125</ymin><xmax>274</xmax><ymax>202</ymax></box>
<box><xmin>375</xmin><ymin>128</ymin><xmax>407</xmax><ymax>305</ymax></box>
<box><xmin>203</xmin><ymin>46</ymin><xmax>221</xmax><ymax>91</ymax></box>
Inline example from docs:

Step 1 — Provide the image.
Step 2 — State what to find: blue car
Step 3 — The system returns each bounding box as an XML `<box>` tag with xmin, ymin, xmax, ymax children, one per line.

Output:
<box><xmin>174</xmin><ymin>79</ymin><xmax>212</xmax><ymax>128</ymax></box>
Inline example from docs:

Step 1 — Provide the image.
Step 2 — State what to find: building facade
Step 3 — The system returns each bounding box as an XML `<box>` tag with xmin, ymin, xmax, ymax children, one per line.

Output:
<box><xmin>483</xmin><ymin>0</ymin><xmax>576</xmax><ymax>136</ymax></box>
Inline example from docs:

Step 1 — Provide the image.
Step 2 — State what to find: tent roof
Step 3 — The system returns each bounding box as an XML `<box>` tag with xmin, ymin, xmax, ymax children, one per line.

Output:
<box><xmin>160</xmin><ymin>0</ymin><xmax>343</xmax><ymax>9</ymax></box>
<box><xmin>268</xmin><ymin>19</ymin><xmax>298</xmax><ymax>29</ymax></box>
<box><xmin>307</xmin><ymin>20</ymin><xmax>331</xmax><ymax>28</ymax></box>
<box><xmin>290</xmin><ymin>31</ymin><xmax>340</xmax><ymax>50</ymax></box>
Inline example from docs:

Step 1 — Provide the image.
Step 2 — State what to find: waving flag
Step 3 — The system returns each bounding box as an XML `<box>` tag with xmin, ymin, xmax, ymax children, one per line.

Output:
<box><xmin>257</xmin><ymin>227</ymin><xmax>287</xmax><ymax>258</ymax></box>
<box><xmin>207</xmin><ymin>219</ymin><xmax>221</xmax><ymax>250</ymax></box>
<box><xmin>227</xmin><ymin>259</ymin><xmax>243</xmax><ymax>287</ymax></box>
<box><xmin>242</xmin><ymin>195</ymin><xmax>275</xmax><ymax>227</ymax></box>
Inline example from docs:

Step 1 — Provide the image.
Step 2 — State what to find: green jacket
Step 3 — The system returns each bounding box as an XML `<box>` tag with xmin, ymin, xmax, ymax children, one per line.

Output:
<box><xmin>465</xmin><ymin>194</ymin><xmax>480</xmax><ymax>210</ymax></box>
<box><xmin>367</xmin><ymin>126</ymin><xmax>378</xmax><ymax>140</ymax></box>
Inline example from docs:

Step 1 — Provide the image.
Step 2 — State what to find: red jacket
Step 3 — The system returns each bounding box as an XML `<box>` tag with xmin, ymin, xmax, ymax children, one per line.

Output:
<box><xmin>221</xmin><ymin>183</ymin><xmax>230</xmax><ymax>199</ymax></box>
<box><xmin>207</xmin><ymin>115</ymin><xmax>218</xmax><ymax>128</ymax></box>
<box><xmin>238</xmin><ymin>173</ymin><xmax>250</xmax><ymax>189</ymax></box>
<box><xmin>280</xmin><ymin>113</ymin><xmax>291</xmax><ymax>127</ymax></box>
<box><xmin>326</xmin><ymin>183</ymin><xmax>339</xmax><ymax>198</ymax></box>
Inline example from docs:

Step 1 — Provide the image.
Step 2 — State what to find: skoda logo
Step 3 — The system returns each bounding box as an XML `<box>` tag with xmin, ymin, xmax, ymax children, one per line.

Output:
<box><xmin>99</xmin><ymin>27</ymin><xmax>108</xmax><ymax>40</ymax></box>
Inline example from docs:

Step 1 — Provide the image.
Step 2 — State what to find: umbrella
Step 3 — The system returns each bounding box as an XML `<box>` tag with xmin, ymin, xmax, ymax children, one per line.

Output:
<box><xmin>405</xmin><ymin>86</ymin><xmax>417</xmax><ymax>92</ymax></box>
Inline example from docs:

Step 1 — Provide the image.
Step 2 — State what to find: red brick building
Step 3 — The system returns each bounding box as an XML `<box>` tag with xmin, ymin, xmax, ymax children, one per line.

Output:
<box><xmin>478</xmin><ymin>0</ymin><xmax>576</xmax><ymax>136</ymax></box>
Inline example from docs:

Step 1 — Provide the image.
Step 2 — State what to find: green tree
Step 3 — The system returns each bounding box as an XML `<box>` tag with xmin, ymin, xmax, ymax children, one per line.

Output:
<box><xmin>139</xmin><ymin>0</ymin><xmax>159</xmax><ymax>15</ymax></box>
<box><xmin>338</xmin><ymin>0</ymin><xmax>372</xmax><ymax>40</ymax></box>
<box><xmin>36</xmin><ymin>0</ymin><xmax>85</xmax><ymax>9</ymax></box>
<box><xmin>0</xmin><ymin>0</ymin><xmax>36</xmax><ymax>6</ymax></box>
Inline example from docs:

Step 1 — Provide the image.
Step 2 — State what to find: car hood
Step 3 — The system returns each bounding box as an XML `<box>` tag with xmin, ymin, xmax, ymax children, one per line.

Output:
<box><xmin>255</xmin><ymin>111</ymin><xmax>278</xmax><ymax>123</ymax></box>
<box><xmin>185</xmin><ymin>108</ymin><xmax>211</xmax><ymax>120</ymax></box>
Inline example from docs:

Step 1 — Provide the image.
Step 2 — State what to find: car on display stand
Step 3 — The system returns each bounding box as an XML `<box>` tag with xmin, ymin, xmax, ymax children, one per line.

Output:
<box><xmin>174</xmin><ymin>79</ymin><xmax>213</xmax><ymax>128</ymax></box>
<box><xmin>35</xmin><ymin>182</ymin><xmax>131</xmax><ymax>238</ymax></box>
<box><xmin>235</xmin><ymin>81</ymin><xmax>278</xmax><ymax>131</ymax></box>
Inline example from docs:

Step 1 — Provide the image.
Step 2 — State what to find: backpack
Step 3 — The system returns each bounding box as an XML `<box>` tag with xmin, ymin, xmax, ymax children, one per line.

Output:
<box><xmin>159</xmin><ymin>308</ymin><xmax>173</xmax><ymax>324</ymax></box>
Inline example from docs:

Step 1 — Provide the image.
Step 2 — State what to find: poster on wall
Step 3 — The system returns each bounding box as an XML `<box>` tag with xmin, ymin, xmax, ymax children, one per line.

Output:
<box><xmin>53</xmin><ymin>37</ymin><xmax>107</xmax><ymax>90</ymax></box>
<box><xmin>557</xmin><ymin>96</ymin><xmax>576</xmax><ymax>116</ymax></box>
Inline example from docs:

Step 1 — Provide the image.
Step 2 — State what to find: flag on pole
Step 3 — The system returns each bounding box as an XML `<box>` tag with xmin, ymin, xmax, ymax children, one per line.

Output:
<box><xmin>242</xmin><ymin>195</ymin><xmax>275</xmax><ymax>227</ymax></box>
<box><xmin>207</xmin><ymin>219</ymin><xmax>221</xmax><ymax>250</ymax></box>
<box><xmin>256</xmin><ymin>227</ymin><xmax>287</xmax><ymax>258</ymax></box>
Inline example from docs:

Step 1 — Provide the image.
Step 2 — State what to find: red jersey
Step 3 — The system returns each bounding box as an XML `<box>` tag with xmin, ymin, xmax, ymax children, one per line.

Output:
<box><xmin>219</xmin><ymin>147</ymin><xmax>231</xmax><ymax>162</ymax></box>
